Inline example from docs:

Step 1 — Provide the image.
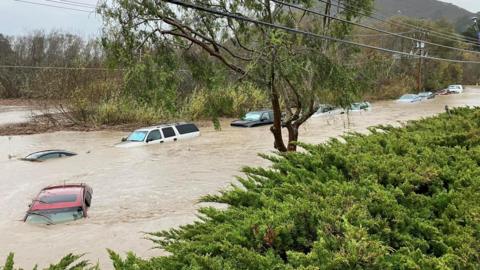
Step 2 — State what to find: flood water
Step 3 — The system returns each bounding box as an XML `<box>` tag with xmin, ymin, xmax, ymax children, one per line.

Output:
<box><xmin>1</xmin><ymin>87</ymin><xmax>480</xmax><ymax>268</ymax></box>
<box><xmin>0</xmin><ymin>106</ymin><xmax>36</xmax><ymax>126</ymax></box>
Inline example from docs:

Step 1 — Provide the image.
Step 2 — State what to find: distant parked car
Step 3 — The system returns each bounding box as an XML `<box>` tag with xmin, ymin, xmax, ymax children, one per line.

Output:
<box><xmin>349</xmin><ymin>102</ymin><xmax>372</xmax><ymax>112</ymax></box>
<box><xmin>116</xmin><ymin>122</ymin><xmax>200</xmax><ymax>148</ymax></box>
<box><xmin>447</xmin><ymin>84</ymin><xmax>464</xmax><ymax>94</ymax></box>
<box><xmin>436</xmin><ymin>89</ymin><xmax>452</xmax><ymax>96</ymax></box>
<box><xmin>397</xmin><ymin>94</ymin><xmax>423</xmax><ymax>103</ymax></box>
<box><xmin>21</xmin><ymin>150</ymin><xmax>77</xmax><ymax>162</ymax></box>
<box><xmin>312</xmin><ymin>102</ymin><xmax>371</xmax><ymax>118</ymax></box>
<box><xmin>24</xmin><ymin>184</ymin><xmax>93</xmax><ymax>225</ymax></box>
<box><xmin>418</xmin><ymin>91</ymin><xmax>435</xmax><ymax>100</ymax></box>
<box><xmin>231</xmin><ymin>110</ymin><xmax>274</xmax><ymax>127</ymax></box>
<box><xmin>312</xmin><ymin>104</ymin><xmax>337</xmax><ymax>117</ymax></box>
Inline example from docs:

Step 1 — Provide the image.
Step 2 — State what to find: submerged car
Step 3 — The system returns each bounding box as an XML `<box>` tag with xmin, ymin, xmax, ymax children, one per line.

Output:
<box><xmin>21</xmin><ymin>150</ymin><xmax>77</xmax><ymax>162</ymax></box>
<box><xmin>418</xmin><ymin>91</ymin><xmax>435</xmax><ymax>100</ymax></box>
<box><xmin>447</xmin><ymin>84</ymin><xmax>464</xmax><ymax>94</ymax></box>
<box><xmin>349</xmin><ymin>102</ymin><xmax>372</xmax><ymax>112</ymax></box>
<box><xmin>116</xmin><ymin>122</ymin><xmax>200</xmax><ymax>148</ymax></box>
<box><xmin>231</xmin><ymin>110</ymin><xmax>274</xmax><ymax>127</ymax></box>
<box><xmin>24</xmin><ymin>184</ymin><xmax>93</xmax><ymax>225</ymax></box>
<box><xmin>397</xmin><ymin>94</ymin><xmax>423</xmax><ymax>103</ymax></box>
<box><xmin>312</xmin><ymin>102</ymin><xmax>371</xmax><ymax>117</ymax></box>
<box><xmin>312</xmin><ymin>104</ymin><xmax>338</xmax><ymax>117</ymax></box>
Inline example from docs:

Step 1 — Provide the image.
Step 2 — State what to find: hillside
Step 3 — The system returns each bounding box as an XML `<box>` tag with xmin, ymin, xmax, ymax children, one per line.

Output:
<box><xmin>375</xmin><ymin>0</ymin><xmax>476</xmax><ymax>31</ymax></box>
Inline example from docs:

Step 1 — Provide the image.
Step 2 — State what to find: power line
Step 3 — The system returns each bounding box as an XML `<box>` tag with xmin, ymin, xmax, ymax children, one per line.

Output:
<box><xmin>57</xmin><ymin>0</ymin><xmax>96</xmax><ymax>8</ymax></box>
<box><xmin>319</xmin><ymin>0</ymin><xmax>480</xmax><ymax>46</ymax></box>
<box><xmin>14</xmin><ymin>0</ymin><xmax>95</xmax><ymax>13</ymax></box>
<box><xmin>0</xmin><ymin>64</ymin><xmax>123</xmax><ymax>71</ymax></box>
<box><xmin>348</xmin><ymin>29</ymin><xmax>418</xmax><ymax>37</ymax></box>
<box><xmin>44</xmin><ymin>0</ymin><xmax>96</xmax><ymax>9</ymax></box>
<box><xmin>272</xmin><ymin>0</ymin><xmax>480</xmax><ymax>55</ymax></box>
<box><xmin>360</xmin><ymin>1</ymin><xmax>479</xmax><ymax>43</ymax></box>
<box><xmin>163</xmin><ymin>0</ymin><xmax>480</xmax><ymax>64</ymax></box>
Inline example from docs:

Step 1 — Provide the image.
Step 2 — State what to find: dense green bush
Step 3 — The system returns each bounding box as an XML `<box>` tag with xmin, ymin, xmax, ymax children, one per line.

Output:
<box><xmin>111</xmin><ymin>107</ymin><xmax>480</xmax><ymax>269</ymax></box>
<box><xmin>1</xmin><ymin>253</ymin><xmax>97</xmax><ymax>270</ymax></box>
<box><xmin>184</xmin><ymin>83</ymin><xmax>269</xmax><ymax>120</ymax></box>
<box><xmin>4</xmin><ymin>108</ymin><xmax>480</xmax><ymax>269</ymax></box>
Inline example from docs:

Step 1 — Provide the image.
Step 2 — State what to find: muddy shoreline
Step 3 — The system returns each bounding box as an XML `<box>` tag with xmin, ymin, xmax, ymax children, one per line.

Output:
<box><xmin>0</xmin><ymin>118</ymin><xmax>226</xmax><ymax>136</ymax></box>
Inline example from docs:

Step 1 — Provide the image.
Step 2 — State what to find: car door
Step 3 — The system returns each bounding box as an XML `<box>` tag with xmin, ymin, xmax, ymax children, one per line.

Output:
<box><xmin>145</xmin><ymin>129</ymin><xmax>163</xmax><ymax>144</ymax></box>
<box><xmin>261</xmin><ymin>112</ymin><xmax>271</xmax><ymax>124</ymax></box>
<box><xmin>161</xmin><ymin>127</ymin><xmax>178</xmax><ymax>143</ymax></box>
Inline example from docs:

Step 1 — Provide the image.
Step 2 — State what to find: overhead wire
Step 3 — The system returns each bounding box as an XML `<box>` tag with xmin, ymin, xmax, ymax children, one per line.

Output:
<box><xmin>14</xmin><ymin>0</ymin><xmax>95</xmax><ymax>13</ymax></box>
<box><xmin>163</xmin><ymin>0</ymin><xmax>480</xmax><ymax>64</ymax></box>
<box><xmin>272</xmin><ymin>0</ymin><xmax>480</xmax><ymax>55</ymax></box>
<box><xmin>317</xmin><ymin>0</ymin><xmax>480</xmax><ymax>46</ymax></box>
<box><xmin>44</xmin><ymin>0</ymin><xmax>96</xmax><ymax>9</ymax></box>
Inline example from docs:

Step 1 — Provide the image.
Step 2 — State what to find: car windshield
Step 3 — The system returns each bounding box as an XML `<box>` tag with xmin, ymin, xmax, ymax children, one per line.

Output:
<box><xmin>25</xmin><ymin>152</ymin><xmax>49</xmax><ymax>159</ymax></box>
<box><xmin>25</xmin><ymin>207</ymin><xmax>84</xmax><ymax>225</ymax></box>
<box><xmin>350</xmin><ymin>103</ymin><xmax>362</xmax><ymax>110</ymax></box>
<box><xmin>400</xmin><ymin>94</ymin><xmax>417</xmax><ymax>100</ymax></box>
<box><xmin>126</xmin><ymin>131</ymin><xmax>148</xmax><ymax>142</ymax></box>
<box><xmin>242</xmin><ymin>112</ymin><xmax>262</xmax><ymax>121</ymax></box>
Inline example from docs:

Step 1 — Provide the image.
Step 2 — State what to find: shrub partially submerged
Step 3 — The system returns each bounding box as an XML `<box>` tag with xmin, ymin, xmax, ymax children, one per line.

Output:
<box><xmin>112</xmin><ymin>107</ymin><xmax>480</xmax><ymax>269</ymax></box>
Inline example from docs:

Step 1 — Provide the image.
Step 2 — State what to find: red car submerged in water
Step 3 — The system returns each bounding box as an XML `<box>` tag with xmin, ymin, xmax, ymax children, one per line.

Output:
<box><xmin>24</xmin><ymin>184</ymin><xmax>93</xmax><ymax>225</ymax></box>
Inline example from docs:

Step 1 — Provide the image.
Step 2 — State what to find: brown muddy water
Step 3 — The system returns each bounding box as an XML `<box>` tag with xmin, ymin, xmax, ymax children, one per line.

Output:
<box><xmin>0</xmin><ymin>106</ymin><xmax>37</xmax><ymax>126</ymax></box>
<box><xmin>1</xmin><ymin>87</ymin><xmax>480</xmax><ymax>268</ymax></box>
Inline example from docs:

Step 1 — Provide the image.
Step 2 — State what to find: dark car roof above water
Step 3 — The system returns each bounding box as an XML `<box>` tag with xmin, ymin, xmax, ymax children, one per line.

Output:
<box><xmin>24</xmin><ymin>150</ymin><xmax>76</xmax><ymax>160</ymax></box>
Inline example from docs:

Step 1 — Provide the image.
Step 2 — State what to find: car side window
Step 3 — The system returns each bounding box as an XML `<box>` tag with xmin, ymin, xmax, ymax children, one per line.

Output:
<box><xmin>162</xmin><ymin>127</ymin><xmax>176</xmax><ymax>138</ymax></box>
<box><xmin>268</xmin><ymin>111</ymin><xmax>274</xmax><ymax>120</ymax></box>
<box><xmin>146</xmin><ymin>129</ymin><xmax>162</xmax><ymax>141</ymax></box>
<box><xmin>37</xmin><ymin>153</ymin><xmax>60</xmax><ymax>161</ymax></box>
<box><xmin>261</xmin><ymin>113</ymin><xmax>269</xmax><ymax>120</ymax></box>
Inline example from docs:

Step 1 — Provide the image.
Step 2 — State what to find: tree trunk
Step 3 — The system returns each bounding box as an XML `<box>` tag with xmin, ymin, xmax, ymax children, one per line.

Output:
<box><xmin>286</xmin><ymin>124</ymin><xmax>299</xmax><ymax>152</ymax></box>
<box><xmin>269</xmin><ymin>50</ymin><xmax>287</xmax><ymax>152</ymax></box>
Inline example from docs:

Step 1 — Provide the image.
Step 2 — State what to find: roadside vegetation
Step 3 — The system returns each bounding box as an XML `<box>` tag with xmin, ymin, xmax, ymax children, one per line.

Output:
<box><xmin>3</xmin><ymin>107</ymin><xmax>480</xmax><ymax>269</ymax></box>
<box><xmin>0</xmin><ymin>3</ymin><xmax>479</xmax><ymax>149</ymax></box>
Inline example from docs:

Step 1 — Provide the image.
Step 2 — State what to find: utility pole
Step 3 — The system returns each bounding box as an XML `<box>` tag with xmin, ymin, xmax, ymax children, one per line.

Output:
<box><xmin>473</xmin><ymin>17</ymin><xmax>479</xmax><ymax>45</ymax></box>
<box><xmin>416</xmin><ymin>32</ymin><xmax>426</xmax><ymax>92</ymax></box>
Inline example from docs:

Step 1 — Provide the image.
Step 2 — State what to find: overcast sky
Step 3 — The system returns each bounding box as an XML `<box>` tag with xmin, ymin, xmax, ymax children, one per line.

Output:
<box><xmin>0</xmin><ymin>0</ymin><xmax>479</xmax><ymax>37</ymax></box>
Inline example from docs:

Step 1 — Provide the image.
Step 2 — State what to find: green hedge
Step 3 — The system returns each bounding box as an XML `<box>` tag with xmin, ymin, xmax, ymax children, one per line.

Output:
<box><xmin>4</xmin><ymin>108</ymin><xmax>480</xmax><ymax>269</ymax></box>
<box><xmin>134</xmin><ymin>107</ymin><xmax>480</xmax><ymax>269</ymax></box>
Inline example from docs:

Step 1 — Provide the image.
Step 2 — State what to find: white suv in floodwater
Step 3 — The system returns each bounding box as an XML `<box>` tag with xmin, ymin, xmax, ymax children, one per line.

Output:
<box><xmin>115</xmin><ymin>123</ymin><xmax>200</xmax><ymax>148</ymax></box>
<box><xmin>448</xmin><ymin>84</ymin><xmax>464</xmax><ymax>94</ymax></box>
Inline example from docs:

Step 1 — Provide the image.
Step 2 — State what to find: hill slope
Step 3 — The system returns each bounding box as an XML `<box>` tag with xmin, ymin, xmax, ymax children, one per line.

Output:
<box><xmin>375</xmin><ymin>0</ymin><xmax>476</xmax><ymax>31</ymax></box>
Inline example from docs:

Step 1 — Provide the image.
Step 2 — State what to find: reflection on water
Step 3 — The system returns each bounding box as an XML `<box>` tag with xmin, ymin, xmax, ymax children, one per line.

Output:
<box><xmin>1</xmin><ymin>88</ymin><xmax>480</xmax><ymax>268</ymax></box>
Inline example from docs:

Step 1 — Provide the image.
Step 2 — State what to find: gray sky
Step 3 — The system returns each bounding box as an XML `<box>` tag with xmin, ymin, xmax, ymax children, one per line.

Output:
<box><xmin>0</xmin><ymin>0</ymin><xmax>101</xmax><ymax>37</ymax></box>
<box><xmin>0</xmin><ymin>0</ymin><xmax>479</xmax><ymax>37</ymax></box>
<box><xmin>442</xmin><ymin>0</ymin><xmax>480</xmax><ymax>13</ymax></box>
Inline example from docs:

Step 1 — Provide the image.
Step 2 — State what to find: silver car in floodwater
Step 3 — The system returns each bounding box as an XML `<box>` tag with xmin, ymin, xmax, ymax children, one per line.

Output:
<box><xmin>397</xmin><ymin>94</ymin><xmax>423</xmax><ymax>103</ymax></box>
<box><xmin>116</xmin><ymin>123</ymin><xmax>200</xmax><ymax>148</ymax></box>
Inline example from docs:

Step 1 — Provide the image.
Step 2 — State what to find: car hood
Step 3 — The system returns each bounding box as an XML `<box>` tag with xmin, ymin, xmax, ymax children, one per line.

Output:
<box><xmin>231</xmin><ymin>120</ymin><xmax>257</xmax><ymax>126</ymax></box>
<box><xmin>114</xmin><ymin>141</ymin><xmax>145</xmax><ymax>148</ymax></box>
